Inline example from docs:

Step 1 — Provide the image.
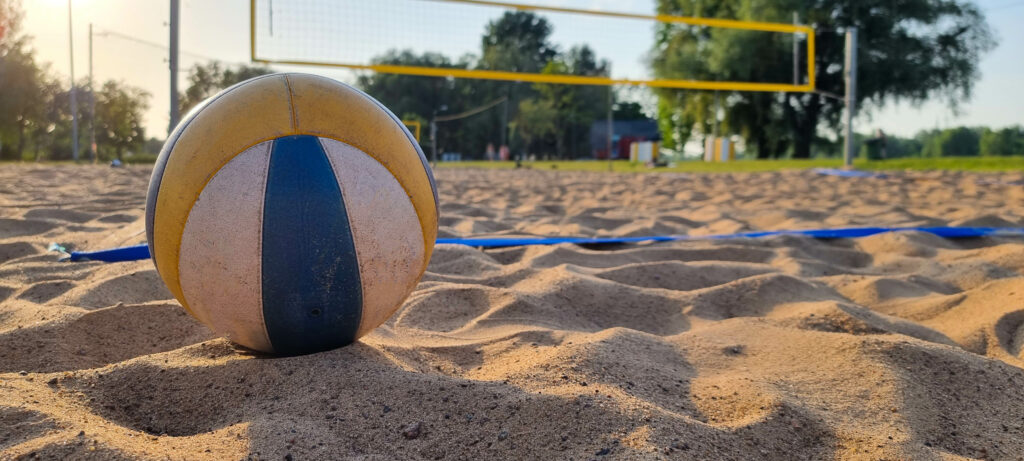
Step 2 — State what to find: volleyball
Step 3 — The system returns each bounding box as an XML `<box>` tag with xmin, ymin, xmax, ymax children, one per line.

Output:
<box><xmin>144</xmin><ymin>73</ymin><xmax>438</xmax><ymax>355</ymax></box>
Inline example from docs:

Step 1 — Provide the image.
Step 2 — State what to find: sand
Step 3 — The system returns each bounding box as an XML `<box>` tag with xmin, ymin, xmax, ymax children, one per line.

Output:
<box><xmin>1</xmin><ymin>164</ymin><xmax>1024</xmax><ymax>460</ymax></box>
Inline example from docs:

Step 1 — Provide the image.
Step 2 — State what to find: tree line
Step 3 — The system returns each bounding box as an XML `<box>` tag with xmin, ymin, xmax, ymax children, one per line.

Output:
<box><xmin>0</xmin><ymin>0</ymin><xmax>152</xmax><ymax>162</ymax></box>
<box><xmin>356</xmin><ymin>11</ymin><xmax>617</xmax><ymax>160</ymax></box>
<box><xmin>353</xmin><ymin>0</ymin><xmax>1005</xmax><ymax>160</ymax></box>
<box><xmin>651</xmin><ymin>0</ymin><xmax>998</xmax><ymax>159</ymax></box>
<box><xmin>862</xmin><ymin>126</ymin><xmax>1024</xmax><ymax>159</ymax></box>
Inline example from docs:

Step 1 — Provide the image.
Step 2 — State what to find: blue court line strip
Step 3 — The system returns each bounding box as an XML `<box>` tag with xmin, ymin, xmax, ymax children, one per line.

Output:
<box><xmin>66</xmin><ymin>226</ymin><xmax>1024</xmax><ymax>263</ymax></box>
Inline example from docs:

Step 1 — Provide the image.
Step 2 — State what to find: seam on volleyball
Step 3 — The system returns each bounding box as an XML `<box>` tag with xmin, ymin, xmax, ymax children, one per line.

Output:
<box><xmin>296</xmin><ymin>131</ymin><xmax>434</xmax><ymax>274</ymax></box>
<box><xmin>317</xmin><ymin>137</ymin><xmax>366</xmax><ymax>336</ymax></box>
<box><xmin>153</xmin><ymin>71</ymin><xmax>283</xmax><ymax>256</ymax></box>
<box><xmin>170</xmin><ymin>137</ymin><xmax>282</xmax><ymax>322</ymax></box>
<box><xmin>283</xmin><ymin>75</ymin><xmax>298</xmax><ymax>131</ymax></box>
<box><xmin>254</xmin><ymin>141</ymin><xmax>274</xmax><ymax>353</ymax></box>
<box><xmin>157</xmin><ymin>73</ymin><xmax>289</xmax><ymax>313</ymax></box>
<box><xmin>176</xmin><ymin>199</ymin><xmax>209</xmax><ymax>326</ymax></box>
<box><xmin>175</xmin><ymin>157</ymin><xmax>240</xmax><ymax>330</ymax></box>
<box><xmin>176</xmin><ymin>142</ymin><xmax>275</xmax><ymax>352</ymax></box>
<box><xmin>319</xmin><ymin>138</ymin><xmax>427</xmax><ymax>339</ymax></box>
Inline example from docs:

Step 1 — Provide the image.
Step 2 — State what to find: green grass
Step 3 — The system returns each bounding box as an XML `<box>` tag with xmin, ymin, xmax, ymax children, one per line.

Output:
<box><xmin>858</xmin><ymin>156</ymin><xmax>1023</xmax><ymax>171</ymax></box>
<box><xmin>436</xmin><ymin>157</ymin><xmax>1023</xmax><ymax>173</ymax></box>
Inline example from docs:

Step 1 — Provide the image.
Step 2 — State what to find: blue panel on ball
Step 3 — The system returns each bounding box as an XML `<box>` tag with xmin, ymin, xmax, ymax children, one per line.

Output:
<box><xmin>261</xmin><ymin>135</ymin><xmax>363</xmax><ymax>355</ymax></box>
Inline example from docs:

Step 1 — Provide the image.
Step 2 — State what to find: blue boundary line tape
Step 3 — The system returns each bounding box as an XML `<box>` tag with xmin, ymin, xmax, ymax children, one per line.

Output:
<box><xmin>66</xmin><ymin>226</ymin><xmax>1024</xmax><ymax>263</ymax></box>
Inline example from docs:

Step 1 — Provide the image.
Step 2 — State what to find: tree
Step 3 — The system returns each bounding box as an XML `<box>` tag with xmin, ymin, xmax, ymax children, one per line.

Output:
<box><xmin>651</xmin><ymin>1</ymin><xmax>793</xmax><ymax>157</ymax></box>
<box><xmin>0</xmin><ymin>0</ymin><xmax>43</xmax><ymax>160</ymax></box>
<box><xmin>358</xmin><ymin>12</ymin><xmax>564</xmax><ymax>159</ymax></box>
<box><xmin>358</xmin><ymin>50</ymin><xmax>480</xmax><ymax>155</ymax></box>
<box><xmin>528</xmin><ymin>45</ymin><xmax>610</xmax><ymax>158</ymax></box>
<box><xmin>478</xmin><ymin>12</ymin><xmax>559</xmax><ymax>156</ymax></box>
<box><xmin>515</xmin><ymin>98</ymin><xmax>558</xmax><ymax>155</ymax></box>
<box><xmin>479</xmin><ymin>11</ymin><xmax>557</xmax><ymax>73</ymax></box>
<box><xmin>24</xmin><ymin>76</ymin><xmax>62</xmax><ymax>160</ymax></box>
<box><xmin>142</xmin><ymin>136</ymin><xmax>164</xmax><ymax>155</ymax></box>
<box><xmin>921</xmin><ymin>126</ymin><xmax>980</xmax><ymax>157</ymax></box>
<box><xmin>0</xmin><ymin>42</ymin><xmax>47</xmax><ymax>160</ymax></box>
<box><xmin>358</xmin><ymin>50</ymin><xmax>468</xmax><ymax>124</ymax></box>
<box><xmin>0</xmin><ymin>0</ymin><xmax>96</xmax><ymax>162</ymax></box>
<box><xmin>651</xmin><ymin>0</ymin><xmax>996</xmax><ymax>158</ymax></box>
<box><xmin>0</xmin><ymin>0</ymin><xmax>150</xmax><ymax>163</ymax></box>
<box><xmin>980</xmin><ymin>126</ymin><xmax>1024</xmax><ymax>156</ymax></box>
<box><xmin>0</xmin><ymin>0</ymin><xmax>23</xmax><ymax>47</ymax></box>
<box><xmin>95</xmin><ymin>80</ymin><xmax>150</xmax><ymax>161</ymax></box>
<box><xmin>613</xmin><ymin>102</ymin><xmax>649</xmax><ymax>121</ymax></box>
<box><xmin>179</xmin><ymin>62</ymin><xmax>272</xmax><ymax>116</ymax></box>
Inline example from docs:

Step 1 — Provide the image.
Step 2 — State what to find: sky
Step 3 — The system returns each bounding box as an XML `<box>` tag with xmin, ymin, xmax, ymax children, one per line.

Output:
<box><xmin>19</xmin><ymin>0</ymin><xmax>1024</xmax><ymax>139</ymax></box>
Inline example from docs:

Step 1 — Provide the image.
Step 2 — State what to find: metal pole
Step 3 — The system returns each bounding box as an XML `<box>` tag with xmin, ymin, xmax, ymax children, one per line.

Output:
<box><xmin>843</xmin><ymin>27</ymin><xmax>857</xmax><ymax>167</ymax></box>
<box><xmin>792</xmin><ymin>12</ymin><xmax>799</xmax><ymax>85</ymax></box>
<box><xmin>606</xmin><ymin>85</ymin><xmax>613</xmax><ymax>171</ymax></box>
<box><xmin>169</xmin><ymin>0</ymin><xmax>180</xmax><ymax>133</ymax></box>
<box><xmin>88</xmin><ymin>23</ymin><xmax>96</xmax><ymax>163</ymax></box>
<box><xmin>68</xmin><ymin>0</ymin><xmax>78</xmax><ymax>162</ymax></box>
<box><xmin>500</xmin><ymin>83</ymin><xmax>509</xmax><ymax>149</ymax></box>
<box><xmin>711</xmin><ymin>91</ymin><xmax>720</xmax><ymax>139</ymax></box>
<box><xmin>430</xmin><ymin>118</ymin><xmax>438</xmax><ymax>165</ymax></box>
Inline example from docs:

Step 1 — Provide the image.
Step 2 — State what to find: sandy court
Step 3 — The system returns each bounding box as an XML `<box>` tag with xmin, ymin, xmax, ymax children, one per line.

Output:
<box><xmin>2</xmin><ymin>164</ymin><xmax>1024</xmax><ymax>460</ymax></box>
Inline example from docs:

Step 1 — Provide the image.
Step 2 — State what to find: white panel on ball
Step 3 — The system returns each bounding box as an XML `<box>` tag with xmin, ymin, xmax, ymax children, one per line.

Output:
<box><xmin>179</xmin><ymin>141</ymin><xmax>275</xmax><ymax>352</ymax></box>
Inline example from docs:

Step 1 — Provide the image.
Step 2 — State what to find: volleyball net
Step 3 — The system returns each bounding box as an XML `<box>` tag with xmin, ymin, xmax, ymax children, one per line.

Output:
<box><xmin>249</xmin><ymin>0</ymin><xmax>815</xmax><ymax>93</ymax></box>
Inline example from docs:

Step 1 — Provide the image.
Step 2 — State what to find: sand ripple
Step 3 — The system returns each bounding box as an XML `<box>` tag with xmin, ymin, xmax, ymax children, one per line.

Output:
<box><xmin>1</xmin><ymin>165</ymin><xmax>1023</xmax><ymax>459</ymax></box>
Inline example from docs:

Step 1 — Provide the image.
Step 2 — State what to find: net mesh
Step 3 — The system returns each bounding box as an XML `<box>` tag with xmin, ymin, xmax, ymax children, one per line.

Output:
<box><xmin>251</xmin><ymin>0</ymin><xmax>813</xmax><ymax>91</ymax></box>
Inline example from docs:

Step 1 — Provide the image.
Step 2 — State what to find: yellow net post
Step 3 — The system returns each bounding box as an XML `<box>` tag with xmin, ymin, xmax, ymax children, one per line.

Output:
<box><xmin>403</xmin><ymin>120</ymin><xmax>422</xmax><ymax>142</ymax></box>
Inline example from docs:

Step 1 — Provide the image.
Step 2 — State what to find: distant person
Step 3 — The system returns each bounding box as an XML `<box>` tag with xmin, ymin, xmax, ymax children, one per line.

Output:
<box><xmin>875</xmin><ymin>129</ymin><xmax>888</xmax><ymax>159</ymax></box>
<box><xmin>499</xmin><ymin>145</ymin><xmax>510</xmax><ymax>161</ymax></box>
<box><xmin>865</xmin><ymin>129</ymin><xmax>888</xmax><ymax>160</ymax></box>
<box><xmin>485</xmin><ymin>143</ymin><xmax>496</xmax><ymax>161</ymax></box>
